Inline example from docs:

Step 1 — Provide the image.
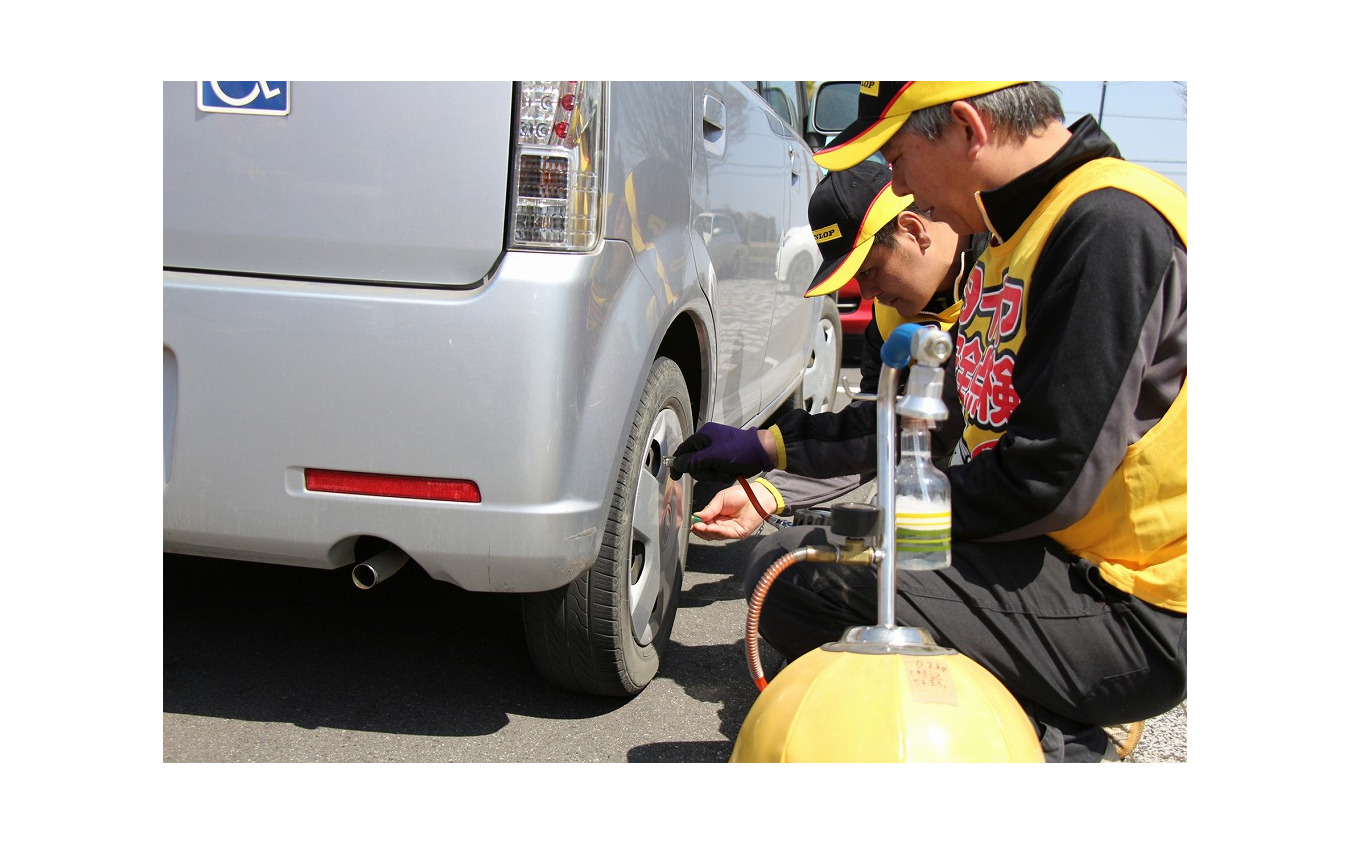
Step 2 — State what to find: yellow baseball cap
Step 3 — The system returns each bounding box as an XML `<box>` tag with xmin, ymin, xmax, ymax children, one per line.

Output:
<box><xmin>813</xmin><ymin>81</ymin><xmax>1027</xmax><ymax>172</ymax></box>
<box><xmin>804</xmin><ymin>161</ymin><xmax>912</xmax><ymax>298</ymax></box>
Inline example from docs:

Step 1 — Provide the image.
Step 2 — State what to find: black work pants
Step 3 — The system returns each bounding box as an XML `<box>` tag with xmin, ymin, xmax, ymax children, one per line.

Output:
<box><xmin>745</xmin><ymin>526</ymin><xmax>1187</xmax><ymax>763</ymax></box>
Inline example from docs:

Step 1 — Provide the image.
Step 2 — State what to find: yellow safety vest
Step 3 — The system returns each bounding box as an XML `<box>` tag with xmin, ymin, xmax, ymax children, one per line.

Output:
<box><xmin>970</xmin><ymin>159</ymin><xmax>1187</xmax><ymax>612</ymax></box>
<box><xmin>875</xmin><ymin>301</ymin><xmax>963</xmax><ymax>338</ymax></box>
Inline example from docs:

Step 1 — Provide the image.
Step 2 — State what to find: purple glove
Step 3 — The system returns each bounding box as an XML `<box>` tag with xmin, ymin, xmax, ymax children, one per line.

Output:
<box><xmin>669</xmin><ymin>422</ymin><xmax>773</xmax><ymax>483</ymax></box>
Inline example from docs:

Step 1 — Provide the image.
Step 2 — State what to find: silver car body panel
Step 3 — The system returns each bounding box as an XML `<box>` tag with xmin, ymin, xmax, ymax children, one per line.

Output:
<box><xmin>163</xmin><ymin>81</ymin><xmax>820</xmax><ymax>592</ymax></box>
<box><xmin>165</xmin><ymin>82</ymin><xmax>512</xmax><ymax>287</ymax></box>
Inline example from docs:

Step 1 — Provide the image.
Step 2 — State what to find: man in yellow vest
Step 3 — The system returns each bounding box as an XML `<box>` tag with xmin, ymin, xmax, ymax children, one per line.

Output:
<box><xmin>678</xmin><ymin>160</ymin><xmax>984</xmax><ymax>534</ymax></box>
<box><xmin>680</xmin><ymin>82</ymin><xmax>1186</xmax><ymax>762</ymax></box>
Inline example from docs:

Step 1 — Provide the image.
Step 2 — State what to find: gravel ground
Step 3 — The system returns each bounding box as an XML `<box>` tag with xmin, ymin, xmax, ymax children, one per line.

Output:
<box><xmin>1121</xmin><ymin>700</ymin><xmax>1187</xmax><ymax>763</ymax></box>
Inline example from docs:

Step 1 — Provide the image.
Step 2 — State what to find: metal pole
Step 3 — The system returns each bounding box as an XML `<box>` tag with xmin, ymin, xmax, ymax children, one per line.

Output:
<box><xmin>1097</xmin><ymin>81</ymin><xmax>1108</xmax><ymax>125</ymax></box>
<box><xmin>876</xmin><ymin>365</ymin><xmax>900</xmax><ymax>628</ymax></box>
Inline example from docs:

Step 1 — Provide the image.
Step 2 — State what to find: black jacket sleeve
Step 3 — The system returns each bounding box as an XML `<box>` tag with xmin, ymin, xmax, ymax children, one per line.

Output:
<box><xmin>773</xmin><ymin>324</ymin><xmax>964</xmax><ymax>479</ymax></box>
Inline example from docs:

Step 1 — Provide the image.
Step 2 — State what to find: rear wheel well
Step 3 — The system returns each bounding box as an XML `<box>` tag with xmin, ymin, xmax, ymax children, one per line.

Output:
<box><xmin>656</xmin><ymin>313</ymin><xmax>705</xmax><ymax>424</ymax></box>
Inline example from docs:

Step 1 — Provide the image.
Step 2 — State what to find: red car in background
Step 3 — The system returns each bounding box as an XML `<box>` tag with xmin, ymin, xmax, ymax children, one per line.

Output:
<box><xmin>833</xmin><ymin>277</ymin><xmax>873</xmax><ymax>362</ymax></box>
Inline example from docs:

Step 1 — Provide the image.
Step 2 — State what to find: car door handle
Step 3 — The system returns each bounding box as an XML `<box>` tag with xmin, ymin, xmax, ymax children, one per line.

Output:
<box><xmin>789</xmin><ymin>148</ymin><xmax>802</xmax><ymax>187</ymax></box>
<box><xmin>703</xmin><ymin>93</ymin><xmax>726</xmax><ymax>156</ymax></box>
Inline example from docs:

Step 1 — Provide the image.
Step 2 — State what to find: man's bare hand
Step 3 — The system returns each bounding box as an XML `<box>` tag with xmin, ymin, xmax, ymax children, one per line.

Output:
<box><xmin>690</xmin><ymin>482</ymin><xmax>776</xmax><ymax>540</ymax></box>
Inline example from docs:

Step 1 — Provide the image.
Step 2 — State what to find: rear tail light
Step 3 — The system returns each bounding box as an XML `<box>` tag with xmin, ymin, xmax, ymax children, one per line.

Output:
<box><xmin>510</xmin><ymin>81</ymin><xmax>604</xmax><ymax>251</ymax></box>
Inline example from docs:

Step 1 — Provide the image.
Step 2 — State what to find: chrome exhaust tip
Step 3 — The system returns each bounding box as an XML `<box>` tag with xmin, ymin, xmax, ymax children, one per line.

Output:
<box><xmin>352</xmin><ymin>547</ymin><xmax>410</xmax><ymax>590</ymax></box>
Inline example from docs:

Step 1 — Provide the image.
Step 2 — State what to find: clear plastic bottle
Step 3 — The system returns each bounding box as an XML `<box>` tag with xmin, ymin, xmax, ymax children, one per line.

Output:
<box><xmin>893</xmin><ymin>416</ymin><xmax>951</xmax><ymax>571</ymax></box>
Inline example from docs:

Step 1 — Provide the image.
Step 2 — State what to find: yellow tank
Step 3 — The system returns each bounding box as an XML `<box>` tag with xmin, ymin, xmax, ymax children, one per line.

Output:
<box><xmin>730</xmin><ymin>645</ymin><xmax>1044</xmax><ymax>763</ymax></box>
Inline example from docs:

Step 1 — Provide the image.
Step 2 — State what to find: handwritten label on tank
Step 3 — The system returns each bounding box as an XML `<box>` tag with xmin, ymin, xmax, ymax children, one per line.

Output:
<box><xmin>904</xmin><ymin>655</ymin><xmax>958</xmax><ymax>706</ymax></box>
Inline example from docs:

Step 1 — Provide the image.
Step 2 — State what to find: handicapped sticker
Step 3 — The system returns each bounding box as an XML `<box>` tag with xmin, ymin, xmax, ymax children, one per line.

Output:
<box><xmin>197</xmin><ymin>82</ymin><xmax>289</xmax><ymax>115</ymax></box>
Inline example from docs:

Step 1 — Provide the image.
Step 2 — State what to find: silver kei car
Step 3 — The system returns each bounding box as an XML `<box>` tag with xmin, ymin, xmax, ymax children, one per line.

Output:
<box><xmin>163</xmin><ymin>81</ymin><xmax>840</xmax><ymax>696</ymax></box>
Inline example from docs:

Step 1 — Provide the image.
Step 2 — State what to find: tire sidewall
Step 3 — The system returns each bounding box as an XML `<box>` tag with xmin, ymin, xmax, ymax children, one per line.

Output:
<box><xmin>608</xmin><ymin>357</ymin><xmax>692</xmax><ymax>690</ymax></box>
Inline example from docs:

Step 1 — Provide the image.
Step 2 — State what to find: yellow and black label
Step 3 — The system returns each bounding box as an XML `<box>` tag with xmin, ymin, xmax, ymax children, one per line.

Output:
<box><xmin>813</xmin><ymin>224</ymin><xmax>842</xmax><ymax>243</ymax></box>
<box><xmin>860</xmin><ymin>82</ymin><xmax>881</xmax><ymax>97</ymax></box>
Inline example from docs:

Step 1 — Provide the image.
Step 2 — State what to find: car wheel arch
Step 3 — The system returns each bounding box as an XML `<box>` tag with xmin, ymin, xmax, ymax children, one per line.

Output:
<box><xmin>655</xmin><ymin>311</ymin><xmax>709</xmax><ymax>426</ymax></box>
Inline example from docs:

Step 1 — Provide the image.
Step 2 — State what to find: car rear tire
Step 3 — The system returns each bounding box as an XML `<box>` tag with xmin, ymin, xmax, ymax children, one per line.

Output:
<box><xmin>522</xmin><ymin>357</ymin><xmax>692</xmax><ymax>696</ymax></box>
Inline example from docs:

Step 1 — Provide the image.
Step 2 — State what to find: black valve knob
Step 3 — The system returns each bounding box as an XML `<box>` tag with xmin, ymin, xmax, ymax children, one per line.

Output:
<box><xmin>830</xmin><ymin>502</ymin><xmax>880</xmax><ymax>539</ymax></box>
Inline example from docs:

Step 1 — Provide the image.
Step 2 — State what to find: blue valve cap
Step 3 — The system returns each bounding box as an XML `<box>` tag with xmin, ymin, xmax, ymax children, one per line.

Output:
<box><xmin>881</xmin><ymin>323</ymin><xmax>921</xmax><ymax>370</ymax></box>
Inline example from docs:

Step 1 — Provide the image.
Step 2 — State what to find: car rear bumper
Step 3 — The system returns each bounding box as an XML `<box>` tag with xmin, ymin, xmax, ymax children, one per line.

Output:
<box><xmin>163</xmin><ymin>243</ymin><xmax>663</xmax><ymax>592</ymax></box>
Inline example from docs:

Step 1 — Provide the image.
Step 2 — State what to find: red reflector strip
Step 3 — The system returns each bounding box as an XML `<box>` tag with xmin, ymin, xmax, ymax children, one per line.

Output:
<box><xmin>304</xmin><ymin>469</ymin><xmax>481</xmax><ymax>503</ymax></box>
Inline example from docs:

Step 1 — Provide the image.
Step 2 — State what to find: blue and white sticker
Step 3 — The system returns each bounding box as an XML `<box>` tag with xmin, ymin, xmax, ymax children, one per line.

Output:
<box><xmin>197</xmin><ymin>82</ymin><xmax>290</xmax><ymax>115</ymax></box>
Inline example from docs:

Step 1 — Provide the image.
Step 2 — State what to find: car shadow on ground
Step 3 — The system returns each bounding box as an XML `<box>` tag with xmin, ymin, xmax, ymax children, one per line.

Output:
<box><xmin>626</xmin><ymin>637</ymin><xmax>760</xmax><ymax>762</ymax></box>
<box><xmin>629</xmin><ymin>488</ymin><xmax>773</xmax><ymax>761</ymax></box>
<box><xmin>163</xmin><ymin>554</ymin><xmax>629</xmax><ymax>738</ymax></box>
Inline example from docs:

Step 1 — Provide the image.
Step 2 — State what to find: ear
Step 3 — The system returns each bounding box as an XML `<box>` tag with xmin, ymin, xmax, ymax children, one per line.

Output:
<box><xmin>948</xmin><ymin>100</ymin><xmax>990</xmax><ymax>160</ymax></box>
<box><xmin>896</xmin><ymin>211</ymin><xmax>931</xmax><ymax>249</ymax></box>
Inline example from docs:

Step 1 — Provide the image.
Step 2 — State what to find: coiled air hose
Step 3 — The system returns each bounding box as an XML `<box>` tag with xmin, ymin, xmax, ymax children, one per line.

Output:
<box><xmin>742</xmin><ymin>503</ymin><xmax>881</xmax><ymax>690</ymax></box>
<box><xmin>744</xmin><ymin>547</ymin><xmax>812</xmax><ymax>691</ymax></box>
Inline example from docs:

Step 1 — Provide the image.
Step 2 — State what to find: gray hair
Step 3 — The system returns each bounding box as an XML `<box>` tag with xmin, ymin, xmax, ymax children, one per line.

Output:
<box><xmin>902</xmin><ymin>82</ymin><xmax>1065</xmax><ymax>141</ymax></box>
